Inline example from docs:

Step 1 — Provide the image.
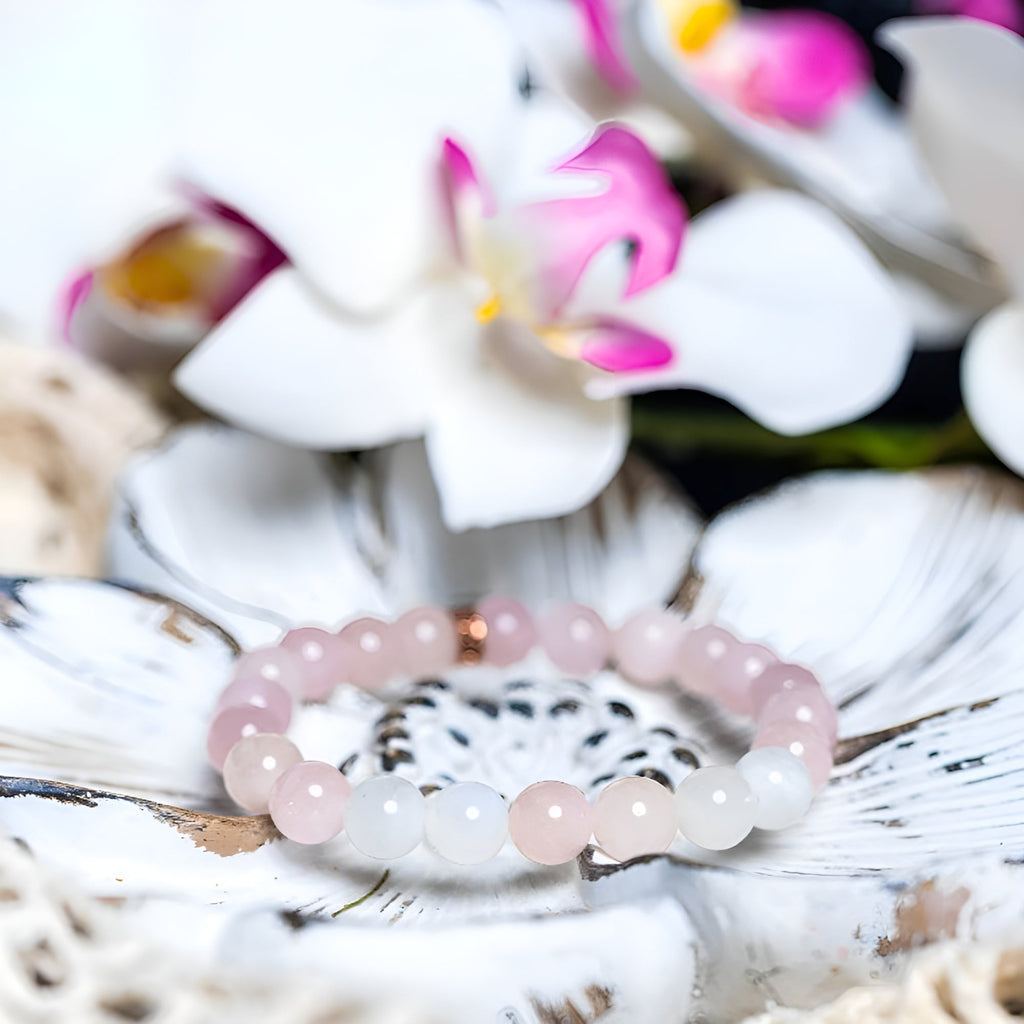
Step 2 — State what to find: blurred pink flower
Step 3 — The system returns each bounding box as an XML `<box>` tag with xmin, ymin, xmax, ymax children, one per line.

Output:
<box><xmin>687</xmin><ymin>8</ymin><xmax>870</xmax><ymax>128</ymax></box>
<box><xmin>915</xmin><ymin>0</ymin><xmax>1024</xmax><ymax>34</ymax></box>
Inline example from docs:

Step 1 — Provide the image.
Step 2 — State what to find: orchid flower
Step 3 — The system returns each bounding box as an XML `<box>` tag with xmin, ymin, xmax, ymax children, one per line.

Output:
<box><xmin>175</xmin><ymin>109</ymin><xmax>912</xmax><ymax>529</ymax></box>
<box><xmin>883</xmin><ymin>17</ymin><xmax>1024</xmax><ymax>475</ymax></box>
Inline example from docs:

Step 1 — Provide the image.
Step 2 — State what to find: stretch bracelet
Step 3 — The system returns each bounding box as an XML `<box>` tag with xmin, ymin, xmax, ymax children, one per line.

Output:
<box><xmin>208</xmin><ymin>599</ymin><xmax>837</xmax><ymax>865</ymax></box>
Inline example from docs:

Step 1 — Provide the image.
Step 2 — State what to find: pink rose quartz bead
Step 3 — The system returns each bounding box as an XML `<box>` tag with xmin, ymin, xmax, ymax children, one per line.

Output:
<box><xmin>223</xmin><ymin>732</ymin><xmax>302</xmax><ymax>813</ymax></box>
<box><xmin>279</xmin><ymin>627</ymin><xmax>350</xmax><ymax>701</ymax></box>
<box><xmin>592</xmin><ymin>776</ymin><xmax>678</xmax><ymax>862</ymax></box>
<box><xmin>715</xmin><ymin>641</ymin><xmax>779</xmax><ymax>714</ymax></box>
<box><xmin>232</xmin><ymin>646</ymin><xmax>304</xmax><ymax>700</ymax></box>
<box><xmin>268</xmin><ymin>760</ymin><xmax>352</xmax><ymax>845</ymax></box>
<box><xmin>676</xmin><ymin>624</ymin><xmax>737</xmax><ymax>699</ymax></box>
<box><xmin>337</xmin><ymin>617</ymin><xmax>396</xmax><ymax>691</ymax></box>
<box><xmin>509</xmin><ymin>781</ymin><xmax>592</xmax><ymax>865</ymax></box>
<box><xmin>215</xmin><ymin>676</ymin><xmax>293</xmax><ymax>731</ymax></box>
<box><xmin>394</xmin><ymin>605</ymin><xmax>458</xmax><ymax>678</ymax></box>
<box><xmin>759</xmin><ymin>687</ymin><xmax>839</xmax><ymax>746</ymax></box>
<box><xmin>207</xmin><ymin>705</ymin><xmax>288</xmax><ymax>770</ymax></box>
<box><xmin>750</xmin><ymin>662</ymin><xmax>822</xmax><ymax>717</ymax></box>
<box><xmin>478</xmin><ymin>596</ymin><xmax>536</xmax><ymax>668</ymax></box>
<box><xmin>539</xmin><ymin>602</ymin><xmax>610</xmax><ymax>677</ymax></box>
<box><xmin>613</xmin><ymin>609</ymin><xmax>687</xmax><ymax>687</ymax></box>
<box><xmin>753</xmin><ymin>720</ymin><xmax>834</xmax><ymax>790</ymax></box>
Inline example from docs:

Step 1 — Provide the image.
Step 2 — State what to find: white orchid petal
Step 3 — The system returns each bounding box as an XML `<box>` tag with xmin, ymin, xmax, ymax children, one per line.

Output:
<box><xmin>425</xmin><ymin>318</ymin><xmax>629</xmax><ymax>530</ymax></box>
<box><xmin>962</xmin><ymin>302</ymin><xmax>1024</xmax><ymax>475</ymax></box>
<box><xmin>882</xmin><ymin>18</ymin><xmax>1024</xmax><ymax>294</ymax></box>
<box><xmin>498</xmin><ymin>0</ymin><xmax>627</xmax><ymax>119</ymax></box>
<box><xmin>582</xmin><ymin>191</ymin><xmax>913</xmax><ymax>434</ymax></box>
<box><xmin>176</xmin><ymin>0</ymin><xmax>523</xmax><ymax>314</ymax></box>
<box><xmin>0</xmin><ymin>1</ymin><xmax>178</xmax><ymax>341</ymax></box>
<box><xmin>174</xmin><ymin>268</ymin><xmax>431</xmax><ymax>450</ymax></box>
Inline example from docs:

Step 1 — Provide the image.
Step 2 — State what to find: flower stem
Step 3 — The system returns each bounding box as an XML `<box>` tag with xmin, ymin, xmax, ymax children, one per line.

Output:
<box><xmin>629</xmin><ymin>407</ymin><xmax>990</xmax><ymax>470</ymax></box>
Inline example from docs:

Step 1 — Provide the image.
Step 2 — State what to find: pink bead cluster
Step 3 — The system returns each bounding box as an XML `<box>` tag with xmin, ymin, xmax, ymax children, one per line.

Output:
<box><xmin>208</xmin><ymin>599</ymin><xmax>838</xmax><ymax>865</ymax></box>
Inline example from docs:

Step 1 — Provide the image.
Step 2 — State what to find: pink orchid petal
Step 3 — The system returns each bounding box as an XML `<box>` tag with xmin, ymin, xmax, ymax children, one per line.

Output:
<box><xmin>740</xmin><ymin>12</ymin><xmax>870</xmax><ymax>127</ymax></box>
<box><xmin>440</xmin><ymin>136</ymin><xmax>497</xmax><ymax>263</ymax></box>
<box><xmin>915</xmin><ymin>0</ymin><xmax>1024</xmax><ymax>33</ymax></box>
<box><xmin>527</xmin><ymin>124</ymin><xmax>687</xmax><ymax>313</ymax></box>
<box><xmin>441</xmin><ymin>137</ymin><xmax>497</xmax><ymax>218</ymax></box>
<box><xmin>577</xmin><ymin>318</ymin><xmax>675</xmax><ymax>373</ymax></box>
<box><xmin>182</xmin><ymin>189</ymin><xmax>289</xmax><ymax>322</ymax></box>
<box><xmin>568</xmin><ymin>0</ymin><xmax>640</xmax><ymax>95</ymax></box>
<box><xmin>701</xmin><ymin>11</ymin><xmax>870</xmax><ymax>128</ymax></box>
<box><xmin>57</xmin><ymin>270</ymin><xmax>94</xmax><ymax>346</ymax></box>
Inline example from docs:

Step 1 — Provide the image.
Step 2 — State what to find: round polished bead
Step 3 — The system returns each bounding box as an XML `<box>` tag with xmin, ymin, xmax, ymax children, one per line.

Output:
<box><xmin>279</xmin><ymin>627</ymin><xmax>350</xmax><ymax>700</ymax></box>
<box><xmin>478</xmin><ymin>596</ymin><xmax>537</xmax><ymax>668</ymax></box>
<box><xmin>509</xmin><ymin>781</ymin><xmax>592</xmax><ymax>865</ymax></box>
<box><xmin>337</xmin><ymin>617</ymin><xmax>396</xmax><ymax>691</ymax></box>
<box><xmin>424</xmin><ymin>782</ymin><xmax>508</xmax><ymax>864</ymax></box>
<box><xmin>759</xmin><ymin>686</ymin><xmax>839</xmax><ymax>745</ymax></box>
<box><xmin>215</xmin><ymin>676</ymin><xmax>293</xmax><ymax>730</ymax></box>
<box><xmin>345</xmin><ymin>776</ymin><xmax>425</xmax><ymax>860</ymax></box>
<box><xmin>394</xmin><ymin>605</ymin><xmax>458</xmax><ymax>678</ymax></box>
<box><xmin>675</xmin><ymin>765</ymin><xmax>757</xmax><ymax>850</ymax></box>
<box><xmin>752</xmin><ymin>720</ymin><xmax>834</xmax><ymax>790</ymax></box>
<box><xmin>223</xmin><ymin>732</ymin><xmax>302</xmax><ymax>813</ymax></box>
<box><xmin>676</xmin><ymin>624</ymin><xmax>738</xmax><ymax>699</ymax></box>
<box><xmin>207</xmin><ymin>704</ymin><xmax>289</xmax><ymax>770</ymax></box>
<box><xmin>737</xmin><ymin>747</ymin><xmax>814</xmax><ymax>830</ymax></box>
<box><xmin>592</xmin><ymin>776</ymin><xmax>677</xmax><ymax>862</ymax></box>
<box><xmin>714</xmin><ymin>641</ymin><xmax>779</xmax><ymax>714</ymax></box>
<box><xmin>749</xmin><ymin>662</ymin><xmax>821</xmax><ymax>717</ymax></box>
<box><xmin>539</xmin><ymin>602</ymin><xmax>610</xmax><ymax>677</ymax></box>
<box><xmin>613</xmin><ymin>609</ymin><xmax>687</xmax><ymax>687</ymax></box>
<box><xmin>268</xmin><ymin>761</ymin><xmax>352</xmax><ymax>845</ymax></box>
<box><xmin>232</xmin><ymin>646</ymin><xmax>304</xmax><ymax>700</ymax></box>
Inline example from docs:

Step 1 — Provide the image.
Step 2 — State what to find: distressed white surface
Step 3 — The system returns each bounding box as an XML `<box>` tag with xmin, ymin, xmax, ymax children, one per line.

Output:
<box><xmin>5</xmin><ymin>455</ymin><xmax>1024</xmax><ymax>1019</ymax></box>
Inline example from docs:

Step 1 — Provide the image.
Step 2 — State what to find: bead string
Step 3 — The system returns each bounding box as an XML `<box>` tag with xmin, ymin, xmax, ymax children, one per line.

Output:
<box><xmin>208</xmin><ymin>599</ymin><xmax>837</xmax><ymax>865</ymax></box>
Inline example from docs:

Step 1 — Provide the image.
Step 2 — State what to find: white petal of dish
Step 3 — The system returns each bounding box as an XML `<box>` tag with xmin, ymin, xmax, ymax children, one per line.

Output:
<box><xmin>174</xmin><ymin>267</ymin><xmax>431</xmax><ymax>450</ymax></box>
<box><xmin>881</xmin><ymin>18</ymin><xmax>1024</xmax><ymax>297</ymax></box>
<box><xmin>962</xmin><ymin>303</ymin><xmax>1024</xmax><ymax>476</ymax></box>
<box><xmin>0</xmin><ymin>1</ymin><xmax>180</xmax><ymax>342</ymax></box>
<box><xmin>691</xmin><ymin>466</ymin><xmax>1024</xmax><ymax>735</ymax></box>
<box><xmin>628</xmin><ymin>1</ymin><xmax>1003</xmax><ymax>308</ymax></box>
<box><xmin>423</xmin><ymin>315</ymin><xmax>631</xmax><ymax>529</ymax></box>
<box><xmin>111</xmin><ymin>423</ymin><xmax>698</xmax><ymax>645</ymax></box>
<box><xmin>174</xmin><ymin>0</ymin><xmax>523</xmax><ymax>314</ymax></box>
<box><xmin>580</xmin><ymin>190</ymin><xmax>913</xmax><ymax>434</ymax></box>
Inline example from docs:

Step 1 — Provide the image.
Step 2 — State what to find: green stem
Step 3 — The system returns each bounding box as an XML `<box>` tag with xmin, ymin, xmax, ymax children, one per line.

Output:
<box><xmin>629</xmin><ymin>408</ymin><xmax>990</xmax><ymax>470</ymax></box>
<box><xmin>331</xmin><ymin>869</ymin><xmax>390</xmax><ymax>916</ymax></box>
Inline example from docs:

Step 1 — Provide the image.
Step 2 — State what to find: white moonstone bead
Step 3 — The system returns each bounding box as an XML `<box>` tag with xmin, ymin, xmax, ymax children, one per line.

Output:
<box><xmin>737</xmin><ymin>747</ymin><xmax>814</xmax><ymax>831</ymax></box>
<box><xmin>675</xmin><ymin>765</ymin><xmax>757</xmax><ymax>850</ymax></box>
<box><xmin>424</xmin><ymin>782</ymin><xmax>508</xmax><ymax>864</ymax></box>
<box><xmin>345</xmin><ymin>776</ymin><xmax>425</xmax><ymax>860</ymax></box>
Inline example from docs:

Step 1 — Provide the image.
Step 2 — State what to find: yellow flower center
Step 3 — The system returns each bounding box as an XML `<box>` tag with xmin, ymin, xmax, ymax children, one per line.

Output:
<box><xmin>100</xmin><ymin>222</ymin><xmax>234</xmax><ymax>311</ymax></box>
<box><xmin>660</xmin><ymin>0</ymin><xmax>737</xmax><ymax>54</ymax></box>
<box><xmin>475</xmin><ymin>292</ymin><xmax>504</xmax><ymax>325</ymax></box>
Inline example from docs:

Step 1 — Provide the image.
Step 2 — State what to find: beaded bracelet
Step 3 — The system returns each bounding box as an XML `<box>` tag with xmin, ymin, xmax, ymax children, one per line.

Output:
<box><xmin>207</xmin><ymin>599</ymin><xmax>837</xmax><ymax>865</ymax></box>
